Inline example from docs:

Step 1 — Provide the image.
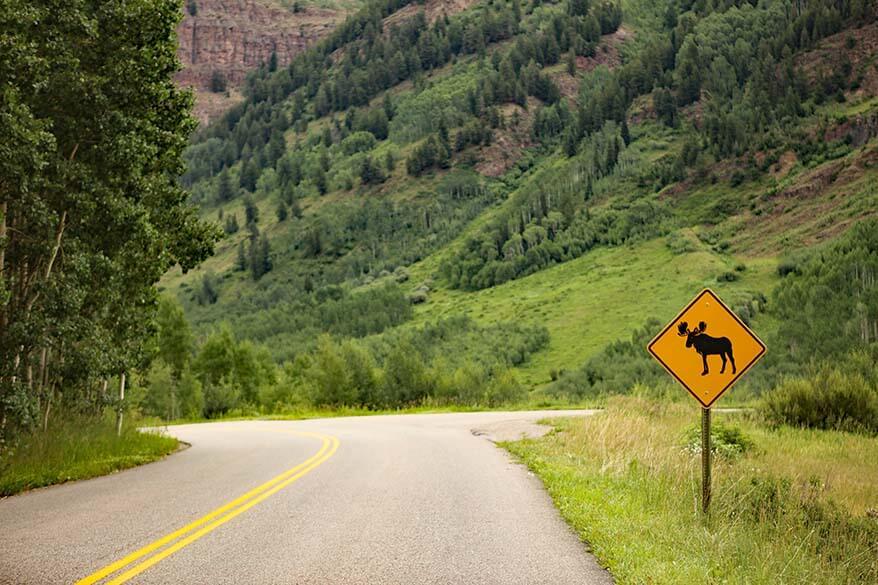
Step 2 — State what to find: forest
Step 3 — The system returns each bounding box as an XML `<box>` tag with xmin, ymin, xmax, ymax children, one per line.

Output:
<box><xmin>2</xmin><ymin>0</ymin><xmax>877</xmax><ymax>454</ymax></box>
<box><xmin>0</xmin><ymin>0</ymin><xmax>218</xmax><ymax>447</ymax></box>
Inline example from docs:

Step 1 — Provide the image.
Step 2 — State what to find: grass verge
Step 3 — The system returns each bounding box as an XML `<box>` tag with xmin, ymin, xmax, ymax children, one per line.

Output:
<box><xmin>0</xmin><ymin>416</ymin><xmax>179</xmax><ymax>497</ymax></box>
<box><xmin>502</xmin><ymin>396</ymin><xmax>878</xmax><ymax>584</ymax></box>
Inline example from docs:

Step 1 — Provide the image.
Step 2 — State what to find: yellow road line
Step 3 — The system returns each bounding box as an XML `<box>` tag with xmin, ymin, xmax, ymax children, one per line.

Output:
<box><xmin>76</xmin><ymin>429</ymin><xmax>339</xmax><ymax>585</ymax></box>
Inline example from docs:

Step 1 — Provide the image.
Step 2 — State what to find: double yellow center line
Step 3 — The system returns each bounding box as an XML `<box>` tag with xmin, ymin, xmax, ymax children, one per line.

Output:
<box><xmin>77</xmin><ymin>429</ymin><xmax>340</xmax><ymax>585</ymax></box>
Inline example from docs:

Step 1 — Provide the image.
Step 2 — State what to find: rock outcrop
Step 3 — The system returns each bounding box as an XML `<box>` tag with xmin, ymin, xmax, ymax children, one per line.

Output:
<box><xmin>176</xmin><ymin>0</ymin><xmax>348</xmax><ymax>124</ymax></box>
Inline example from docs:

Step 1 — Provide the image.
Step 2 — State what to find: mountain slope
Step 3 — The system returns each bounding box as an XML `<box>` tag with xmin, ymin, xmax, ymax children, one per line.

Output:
<box><xmin>164</xmin><ymin>0</ymin><xmax>878</xmax><ymax>406</ymax></box>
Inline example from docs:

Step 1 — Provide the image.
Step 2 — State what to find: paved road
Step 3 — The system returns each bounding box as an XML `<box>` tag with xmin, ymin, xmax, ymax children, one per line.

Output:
<box><xmin>0</xmin><ymin>411</ymin><xmax>612</xmax><ymax>584</ymax></box>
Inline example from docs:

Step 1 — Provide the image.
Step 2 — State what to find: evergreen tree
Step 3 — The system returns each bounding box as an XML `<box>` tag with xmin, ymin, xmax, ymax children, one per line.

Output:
<box><xmin>314</xmin><ymin>167</ymin><xmax>328</xmax><ymax>195</ymax></box>
<box><xmin>674</xmin><ymin>39</ymin><xmax>701</xmax><ymax>105</ymax></box>
<box><xmin>217</xmin><ymin>169</ymin><xmax>235</xmax><ymax>202</ymax></box>
<box><xmin>240</xmin><ymin>159</ymin><xmax>259</xmax><ymax>192</ymax></box>
<box><xmin>360</xmin><ymin>156</ymin><xmax>385</xmax><ymax>185</ymax></box>
<box><xmin>244</xmin><ymin>196</ymin><xmax>259</xmax><ymax>225</ymax></box>
<box><xmin>654</xmin><ymin>88</ymin><xmax>678</xmax><ymax>127</ymax></box>
<box><xmin>236</xmin><ymin>241</ymin><xmax>248</xmax><ymax>271</ymax></box>
<box><xmin>210</xmin><ymin>70</ymin><xmax>227</xmax><ymax>93</ymax></box>
<box><xmin>249</xmin><ymin>234</ymin><xmax>272</xmax><ymax>280</ymax></box>
<box><xmin>224</xmin><ymin>214</ymin><xmax>239</xmax><ymax>235</ymax></box>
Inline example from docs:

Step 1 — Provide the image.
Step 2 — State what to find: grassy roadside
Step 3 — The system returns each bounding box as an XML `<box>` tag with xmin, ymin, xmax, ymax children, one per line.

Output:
<box><xmin>0</xmin><ymin>416</ymin><xmax>179</xmax><ymax>497</ymax></box>
<box><xmin>503</xmin><ymin>397</ymin><xmax>878</xmax><ymax>584</ymax></box>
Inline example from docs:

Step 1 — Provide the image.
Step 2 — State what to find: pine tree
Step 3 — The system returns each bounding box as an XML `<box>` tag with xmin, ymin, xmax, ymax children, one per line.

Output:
<box><xmin>236</xmin><ymin>241</ymin><xmax>247</xmax><ymax>271</ymax></box>
<box><xmin>674</xmin><ymin>40</ymin><xmax>701</xmax><ymax>106</ymax></box>
<box><xmin>314</xmin><ymin>167</ymin><xmax>328</xmax><ymax>195</ymax></box>
<box><xmin>240</xmin><ymin>159</ymin><xmax>259</xmax><ymax>192</ymax></box>
<box><xmin>217</xmin><ymin>169</ymin><xmax>235</xmax><ymax>202</ymax></box>
<box><xmin>244</xmin><ymin>196</ymin><xmax>259</xmax><ymax>225</ymax></box>
<box><xmin>224</xmin><ymin>213</ymin><xmax>239</xmax><ymax>235</ymax></box>
<box><xmin>360</xmin><ymin>156</ymin><xmax>385</xmax><ymax>185</ymax></box>
<box><xmin>382</xmin><ymin>93</ymin><xmax>395</xmax><ymax>120</ymax></box>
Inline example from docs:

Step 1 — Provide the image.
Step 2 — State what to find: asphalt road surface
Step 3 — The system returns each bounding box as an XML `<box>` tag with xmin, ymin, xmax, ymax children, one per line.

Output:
<box><xmin>0</xmin><ymin>411</ymin><xmax>613</xmax><ymax>584</ymax></box>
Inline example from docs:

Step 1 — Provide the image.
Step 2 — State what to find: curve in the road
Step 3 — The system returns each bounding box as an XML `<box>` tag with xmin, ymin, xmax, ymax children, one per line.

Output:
<box><xmin>77</xmin><ymin>430</ymin><xmax>339</xmax><ymax>585</ymax></box>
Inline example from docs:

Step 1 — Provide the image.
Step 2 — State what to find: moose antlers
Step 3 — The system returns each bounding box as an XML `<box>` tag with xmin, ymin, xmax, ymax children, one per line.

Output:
<box><xmin>677</xmin><ymin>321</ymin><xmax>707</xmax><ymax>336</ymax></box>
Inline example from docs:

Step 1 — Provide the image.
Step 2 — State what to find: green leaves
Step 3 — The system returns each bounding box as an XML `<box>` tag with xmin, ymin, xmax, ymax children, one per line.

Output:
<box><xmin>0</xmin><ymin>0</ymin><xmax>217</xmax><ymax>440</ymax></box>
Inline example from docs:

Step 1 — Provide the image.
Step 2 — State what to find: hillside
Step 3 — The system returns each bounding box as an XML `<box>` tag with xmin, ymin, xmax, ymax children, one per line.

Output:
<box><xmin>161</xmin><ymin>0</ymin><xmax>878</xmax><ymax>412</ymax></box>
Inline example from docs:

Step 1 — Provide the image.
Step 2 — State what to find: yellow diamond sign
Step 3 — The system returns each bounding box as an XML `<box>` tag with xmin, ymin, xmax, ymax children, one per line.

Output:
<box><xmin>647</xmin><ymin>289</ymin><xmax>766</xmax><ymax>408</ymax></box>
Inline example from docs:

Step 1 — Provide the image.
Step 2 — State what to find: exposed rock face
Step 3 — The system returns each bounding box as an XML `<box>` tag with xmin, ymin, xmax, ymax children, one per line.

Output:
<box><xmin>176</xmin><ymin>0</ymin><xmax>348</xmax><ymax>124</ymax></box>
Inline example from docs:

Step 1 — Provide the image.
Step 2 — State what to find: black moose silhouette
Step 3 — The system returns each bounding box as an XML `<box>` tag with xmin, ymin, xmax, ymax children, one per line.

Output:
<box><xmin>677</xmin><ymin>321</ymin><xmax>736</xmax><ymax>375</ymax></box>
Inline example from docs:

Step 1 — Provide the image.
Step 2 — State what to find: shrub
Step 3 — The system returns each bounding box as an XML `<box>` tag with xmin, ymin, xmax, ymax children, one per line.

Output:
<box><xmin>683</xmin><ymin>422</ymin><xmax>754</xmax><ymax>458</ymax></box>
<box><xmin>484</xmin><ymin>370</ymin><xmax>526</xmax><ymax>406</ymax></box>
<box><xmin>341</xmin><ymin>131</ymin><xmax>377</xmax><ymax>155</ymax></box>
<box><xmin>762</xmin><ymin>367</ymin><xmax>878</xmax><ymax>434</ymax></box>
<box><xmin>209</xmin><ymin>70</ymin><xmax>227</xmax><ymax>93</ymax></box>
<box><xmin>202</xmin><ymin>377</ymin><xmax>240</xmax><ymax>418</ymax></box>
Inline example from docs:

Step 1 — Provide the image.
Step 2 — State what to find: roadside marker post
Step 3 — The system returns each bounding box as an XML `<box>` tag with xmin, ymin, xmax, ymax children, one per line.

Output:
<box><xmin>647</xmin><ymin>289</ymin><xmax>766</xmax><ymax>515</ymax></box>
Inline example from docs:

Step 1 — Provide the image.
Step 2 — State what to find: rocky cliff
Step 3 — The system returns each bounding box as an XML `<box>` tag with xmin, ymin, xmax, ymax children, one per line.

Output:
<box><xmin>176</xmin><ymin>0</ymin><xmax>348</xmax><ymax>124</ymax></box>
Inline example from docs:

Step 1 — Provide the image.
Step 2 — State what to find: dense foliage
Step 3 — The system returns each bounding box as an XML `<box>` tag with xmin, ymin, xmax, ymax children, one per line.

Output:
<box><xmin>139</xmin><ymin>304</ymin><xmax>549</xmax><ymax>418</ymax></box>
<box><xmin>762</xmin><ymin>356</ymin><xmax>878</xmax><ymax>435</ymax></box>
<box><xmin>0</xmin><ymin>0</ymin><xmax>217</xmax><ymax>446</ymax></box>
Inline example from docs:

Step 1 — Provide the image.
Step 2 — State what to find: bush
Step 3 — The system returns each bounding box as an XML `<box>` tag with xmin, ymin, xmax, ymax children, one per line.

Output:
<box><xmin>340</xmin><ymin>131</ymin><xmax>377</xmax><ymax>155</ymax></box>
<box><xmin>210</xmin><ymin>70</ymin><xmax>227</xmax><ymax>93</ymax></box>
<box><xmin>683</xmin><ymin>422</ymin><xmax>754</xmax><ymax>458</ymax></box>
<box><xmin>485</xmin><ymin>370</ymin><xmax>526</xmax><ymax>406</ymax></box>
<box><xmin>762</xmin><ymin>367</ymin><xmax>878</xmax><ymax>434</ymax></box>
<box><xmin>203</xmin><ymin>377</ymin><xmax>240</xmax><ymax>418</ymax></box>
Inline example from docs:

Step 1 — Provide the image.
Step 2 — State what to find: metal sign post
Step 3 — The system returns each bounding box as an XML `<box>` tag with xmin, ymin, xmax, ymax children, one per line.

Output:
<box><xmin>647</xmin><ymin>289</ymin><xmax>766</xmax><ymax>516</ymax></box>
<box><xmin>701</xmin><ymin>406</ymin><xmax>711</xmax><ymax>515</ymax></box>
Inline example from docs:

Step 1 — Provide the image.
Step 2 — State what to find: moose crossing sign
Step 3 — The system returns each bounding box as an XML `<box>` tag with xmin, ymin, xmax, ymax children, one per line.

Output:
<box><xmin>648</xmin><ymin>289</ymin><xmax>766</xmax><ymax>408</ymax></box>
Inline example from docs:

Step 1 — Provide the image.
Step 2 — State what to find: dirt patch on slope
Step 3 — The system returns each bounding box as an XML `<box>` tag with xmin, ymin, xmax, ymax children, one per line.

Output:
<box><xmin>796</xmin><ymin>21</ymin><xmax>878</xmax><ymax>99</ymax></box>
<box><xmin>472</xmin><ymin>100</ymin><xmax>537</xmax><ymax>177</ymax></box>
<box><xmin>383</xmin><ymin>0</ymin><xmax>479</xmax><ymax>29</ymax></box>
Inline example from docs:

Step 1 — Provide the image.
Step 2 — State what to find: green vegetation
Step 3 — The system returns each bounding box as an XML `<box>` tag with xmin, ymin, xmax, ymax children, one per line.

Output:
<box><xmin>5</xmin><ymin>0</ymin><xmax>878</xmax><ymax>502</ymax></box>
<box><xmin>542</xmin><ymin>218</ymin><xmax>878</xmax><ymax>409</ymax></box>
<box><xmin>0</xmin><ymin>416</ymin><xmax>178</xmax><ymax>497</ymax></box>
<box><xmin>763</xmin><ymin>357</ymin><xmax>878</xmax><ymax>435</ymax></box>
<box><xmin>165</xmin><ymin>0</ymin><xmax>878</xmax><ymax>411</ymax></box>
<box><xmin>504</xmin><ymin>397</ymin><xmax>878</xmax><ymax>584</ymax></box>
<box><xmin>0</xmin><ymin>1</ymin><xmax>217</xmax><ymax>451</ymax></box>
<box><xmin>138</xmin><ymin>297</ymin><xmax>548</xmax><ymax>419</ymax></box>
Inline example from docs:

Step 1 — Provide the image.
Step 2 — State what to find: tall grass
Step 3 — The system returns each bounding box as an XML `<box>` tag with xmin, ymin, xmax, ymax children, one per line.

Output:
<box><xmin>504</xmin><ymin>397</ymin><xmax>878</xmax><ymax>584</ymax></box>
<box><xmin>0</xmin><ymin>414</ymin><xmax>178</xmax><ymax>497</ymax></box>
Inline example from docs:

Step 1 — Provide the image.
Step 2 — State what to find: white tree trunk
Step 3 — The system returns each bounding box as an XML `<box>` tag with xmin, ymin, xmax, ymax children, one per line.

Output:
<box><xmin>116</xmin><ymin>372</ymin><xmax>126</xmax><ymax>437</ymax></box>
